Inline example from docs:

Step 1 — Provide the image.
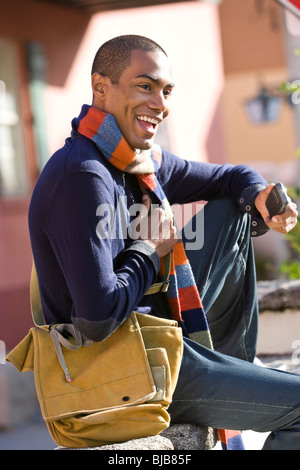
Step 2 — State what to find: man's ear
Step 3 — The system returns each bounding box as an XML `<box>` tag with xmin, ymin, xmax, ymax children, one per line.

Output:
<box><xmin>91</xmin><ymin>73</ymin><xmax>110</xmax><ymax>104</ymax></box>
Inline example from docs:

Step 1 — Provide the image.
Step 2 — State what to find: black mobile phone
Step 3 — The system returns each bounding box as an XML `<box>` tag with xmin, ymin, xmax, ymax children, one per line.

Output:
<box><xmin>266</xmin><ymin>182</ymin><xmax>289</xmax><ymax>218</ymax></box>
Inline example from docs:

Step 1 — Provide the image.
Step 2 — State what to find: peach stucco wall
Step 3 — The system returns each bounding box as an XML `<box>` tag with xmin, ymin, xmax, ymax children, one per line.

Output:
<box><xmin>219</xmin><ymin>0</ymin><xmax>298</xmax><ymax>183</ymax></box>
<box><xmin>222</xmin><ymin>69</ymin><xmax>297</xmax><ymax>168</ymax></box>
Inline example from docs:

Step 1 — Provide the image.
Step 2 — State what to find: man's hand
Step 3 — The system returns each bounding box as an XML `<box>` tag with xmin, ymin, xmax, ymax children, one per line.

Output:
<box><xmin>255</xmin><ymin>184</ymin><xmax>298</xmax><ymax>234</ymax></box>
<box><xmin>137</xmin><ymin>194</ymin><xmax>178</xmax><ymax>258</ymax></box>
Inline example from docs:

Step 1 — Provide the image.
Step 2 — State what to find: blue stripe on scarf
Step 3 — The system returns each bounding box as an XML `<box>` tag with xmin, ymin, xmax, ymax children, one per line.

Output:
<box><xmin>91</xmin><ymin>114</ymin><xmax>122</xmax><ymax>157</ymax></box>
<box><xmin>175</xmin><ymin>264</ymin><xmax>196</xmax><ymax>289</ymax></box>
<box><xmin>222</xmin><ymin>435</ymin><xmax>245</xmax><ymax>451</ymax></box>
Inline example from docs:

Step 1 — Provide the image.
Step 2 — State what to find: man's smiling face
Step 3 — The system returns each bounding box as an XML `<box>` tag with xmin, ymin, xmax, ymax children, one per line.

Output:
<box><xmin>92</xmin><ymin>49</ymin><xmax>174</xmax><ymax>151</ymax></box>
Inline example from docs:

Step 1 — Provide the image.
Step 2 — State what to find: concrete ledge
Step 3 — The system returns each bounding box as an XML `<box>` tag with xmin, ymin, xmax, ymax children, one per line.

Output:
<box><xmin>161</xmin><ymin>424</ymin><xmax>217</xmax><ymax>450</ymax></box>
<box><xmin>57</xmin><ymin>435</ymin><xmax>174</xmax><ymax>451</ymax></box>
<box><xmin>56</xmin><ymin>424</ymin><xmax>217</xmax><ymax>451</ymax></box>
<box><xmin>257</xmin><ymin>280</ymin><xmax>300</xmax><ymax>356</ymax></box>
<box><xmin>257</xmin><ymin>309</ymin><xmax>300</xmax><ymax>355</ymax></box>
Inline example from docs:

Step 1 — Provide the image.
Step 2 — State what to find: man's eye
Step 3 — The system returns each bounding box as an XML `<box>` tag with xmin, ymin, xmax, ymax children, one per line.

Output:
<box><xmin>164</xmin><ymin>89</ymin><xmax>173</xmax><ymax>97</ymax></box>
<box><xmin>139</xmin><ymin>84</ymin><xmax>151</xmax><ymax>91</ymax></box>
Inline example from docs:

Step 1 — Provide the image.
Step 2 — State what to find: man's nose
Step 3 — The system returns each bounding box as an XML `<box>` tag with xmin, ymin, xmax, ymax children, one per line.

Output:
<box><xmin>148</xmin><ymin>91</ymin><xmax>169</xmax><ymax>115</ymax></box>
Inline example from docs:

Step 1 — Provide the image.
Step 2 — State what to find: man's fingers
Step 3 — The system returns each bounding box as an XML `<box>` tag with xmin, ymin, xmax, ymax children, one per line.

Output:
<box><xmin>255</xmin><ymin>183</ymin><xmax>275</xmax><ymax>220</ymax></box>
<box><xmin>141</xmin><ymin>194</ymin><xmax>151</xmax><ymax>212</ymax></box>
<box><xmin>265</xmin><ymin>202</ymin><xmax>298</xmax><ymax>233</ymax></box>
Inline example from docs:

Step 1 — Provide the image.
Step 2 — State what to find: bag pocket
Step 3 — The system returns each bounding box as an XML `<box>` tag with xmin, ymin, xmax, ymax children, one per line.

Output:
<box><xmin>48</xmin><ymin>403</ymin><xmax>170</xmax><ymax>448</ymax></box>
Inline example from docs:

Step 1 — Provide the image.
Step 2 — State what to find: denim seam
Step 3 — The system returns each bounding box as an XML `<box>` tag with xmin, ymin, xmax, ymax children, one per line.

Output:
<box><xmin>240</xmin><ymin>288</ymin><xmax>249</xmax><ymax>361</ymax></box>
<box><xmin>170</xmin><ymin>398</ymin><xmax>293</xmax><ymax>411</ymax></box>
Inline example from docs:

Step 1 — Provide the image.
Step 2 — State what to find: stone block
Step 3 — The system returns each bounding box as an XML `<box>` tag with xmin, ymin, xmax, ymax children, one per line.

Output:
<box><xmin>161</xmin><ymin>424</ymin><xmax>217</xmax><ymax>450</ymax></box>
<box><xmin>57</xmin><ymin>435</ymin><xmax>174</xmax><ymax>451</ymax></box>
<box><xmin>258</xmin><ymin>279</ymin><xmax>300</xmax><ymax>311</ymax></box>
<box><xmin>56</xmin><ymin>424</ymin><xmax>217</xmax><ymax>451</ymax></box>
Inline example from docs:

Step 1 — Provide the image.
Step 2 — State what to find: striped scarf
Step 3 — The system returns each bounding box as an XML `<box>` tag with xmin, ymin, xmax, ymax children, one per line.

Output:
<box><xmin>76</xmin><ymin>104</ymin><xmax>244</xmax><ymax>451</ymax></box>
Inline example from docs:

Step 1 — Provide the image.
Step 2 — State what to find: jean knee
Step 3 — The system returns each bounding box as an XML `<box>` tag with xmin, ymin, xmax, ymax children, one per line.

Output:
<box><xmin>207</xmin><ymin>197</ymin><xmax>244</xmax><ymax>223</ymax></box>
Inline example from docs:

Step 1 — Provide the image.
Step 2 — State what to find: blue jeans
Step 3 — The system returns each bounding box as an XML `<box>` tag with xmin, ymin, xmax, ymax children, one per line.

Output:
<box><xmin>184</xmin><ymin>197</ymin><xmax>258</xmax><ymax>362</ymax></box>
<box><xmin>167</xmin><ymin>198</ymin><xmax>300</xmax><ymax>450</ymax></box>
<box><xmin>169</xmin><ymin>338</ymin><xmax>300</xmax><ymax>450</ymax></box>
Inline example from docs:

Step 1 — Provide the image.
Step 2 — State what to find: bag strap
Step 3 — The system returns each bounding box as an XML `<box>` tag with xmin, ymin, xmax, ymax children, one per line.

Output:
<box><xmin>49</xmin><ymin>323</ymin><xmax>92</xmax><ymax>382</ymax></box>
<box><xmin>30</xmin><ymin>262</ymin><xmax>45</xmax><ymax>328</ymax></box>
<box><xmin>31</xmin><ymin>264</ymin><xmax>94</xmax><ymax>381</ymax></box>
<box><xmin>144</xmin><ymin>252</ymin><xmax>171</xmax><ymax>295</ymax></box>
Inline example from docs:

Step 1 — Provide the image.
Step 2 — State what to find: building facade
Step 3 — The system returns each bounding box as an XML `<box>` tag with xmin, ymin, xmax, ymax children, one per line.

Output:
<box><xmin>0</xmin><ymin>0</ymin><xmax>298</xmax><ymax>349</ymax></box>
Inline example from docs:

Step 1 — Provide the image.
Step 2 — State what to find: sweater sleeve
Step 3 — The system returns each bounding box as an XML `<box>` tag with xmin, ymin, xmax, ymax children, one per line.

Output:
<box><xmin>158</xmin><ymin>150</ymin><xmax>269</xmax><ymax>236</ymax></box>
<box><xmin>158</xmin><ymin>150</ymin><xmax>267</xmax><ymax>204</ymax></box>
<box><xmin>47</xmin><ymin>171</ymin><xmax>160</xmax><ymax>342</ymax></box>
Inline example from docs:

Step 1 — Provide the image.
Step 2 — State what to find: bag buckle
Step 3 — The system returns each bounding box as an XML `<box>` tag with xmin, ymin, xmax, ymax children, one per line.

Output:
<box><xmin>160</xmin><ymin>280</ymin><xmax>169</xmax><ymax>293</ymax></box>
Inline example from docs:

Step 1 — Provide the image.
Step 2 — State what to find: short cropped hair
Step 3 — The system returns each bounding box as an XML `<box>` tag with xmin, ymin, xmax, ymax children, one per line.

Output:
<box><xmin>91</xmin><ymin>35</ymin><xmax>167</xmax><ymax>84</ymax></box>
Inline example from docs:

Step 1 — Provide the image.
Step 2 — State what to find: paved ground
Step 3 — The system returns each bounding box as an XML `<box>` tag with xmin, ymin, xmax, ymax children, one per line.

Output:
<box><xmin>1</xmin><ymin>355</ymin><xmax>299</xmax><ymax>451</ymax></box>
<box><xmin>0</xmin><ymin>411</ymin><xmax>55</xmax><ymax>450</ymax></box>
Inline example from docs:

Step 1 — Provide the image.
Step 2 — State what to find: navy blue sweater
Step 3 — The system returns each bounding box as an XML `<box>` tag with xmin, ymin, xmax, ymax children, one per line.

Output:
<box><xmin>29</xmin><ymin>128</ymin><xmax>268</xmax><ymax>341</ymax></box>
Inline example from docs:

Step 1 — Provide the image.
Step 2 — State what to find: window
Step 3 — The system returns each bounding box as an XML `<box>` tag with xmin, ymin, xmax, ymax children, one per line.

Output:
<box><xmin>0</xmin><ymin>39</ymin><xmax>28</xmax><ymax>197</ymax></box>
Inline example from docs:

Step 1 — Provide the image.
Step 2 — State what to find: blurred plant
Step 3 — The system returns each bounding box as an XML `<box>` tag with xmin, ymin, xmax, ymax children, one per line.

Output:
<box><xmin>281</xmin><ymin>260</ymin><xmax>300</xmax><ymax>279</ymax></box>
<box><xmin>279</xmin><ymin>80</ymin><xmax>300</xmax><ymax>107</ymax></box>
<box><xmin>279</xmin><ymin>153</ymin><xmax>300</xmax><ymax>280</ymax></box>
<box><xmin>277</xmin><ymin>71</ymin><xmax>300</xmax><ymax>279</ymax></box>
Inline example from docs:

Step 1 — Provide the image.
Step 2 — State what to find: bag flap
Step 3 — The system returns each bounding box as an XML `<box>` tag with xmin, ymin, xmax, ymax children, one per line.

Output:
<box><xmin>135</xmin><ymin>311</ymin><xmax>178</xmax><ymax>328</ymax></box>
<box><xmin>31</xmin><ymin>314</ymin><xmax>157</xmax><ymax>421</ymax></box>
<box><xmin>6</xmin><ymin>329</ymin><xmax>35</xmax><ymax>372</ymax></box>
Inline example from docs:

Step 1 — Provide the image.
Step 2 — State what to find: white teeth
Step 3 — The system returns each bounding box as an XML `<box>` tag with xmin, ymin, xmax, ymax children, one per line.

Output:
<box><xmin>137</xmin><ymin>116</ymin><xmax>159</xmax><ymax>125</ymax></box>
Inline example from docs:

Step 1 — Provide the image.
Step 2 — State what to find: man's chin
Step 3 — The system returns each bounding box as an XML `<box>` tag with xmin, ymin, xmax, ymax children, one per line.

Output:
<box><xmin>131</xmin><ymin>139</ymin><xmax>155</xmax><ymax>152</ymax></box>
